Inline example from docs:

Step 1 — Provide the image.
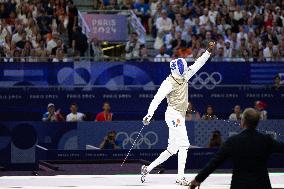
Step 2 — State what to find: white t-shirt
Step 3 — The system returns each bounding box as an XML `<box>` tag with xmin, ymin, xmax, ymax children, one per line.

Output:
<box><xmin>199</xmin><ymin>15</ymin><xmax>209</xmax><ymax>25</ymax></box>
<box><xmin>66</xmin><ymin>112</ymin><xmax>85</xmax><ymax>122</ymax></box>
<box><xmin>46</xmin><ymin>39</ymin><xmax>57</xmax><ymax>52</ymax></box>
<box><xmin>11</xmin><ymin>33</ymin><xmax>22</xmax><ymax>44</ymax></box>
<box><xmin>229</xmin><ymin>113</ymin><xmax>242</xmax><ymax>120</ymax></box>
<box><xmin>156</xmin><ymin>17</ymin><xmax>173</xmax><ymax>33</ymax></box>
<box><xmin>234</xmin><ymin>11</ymin><xmax>242</xmax><ymax>21</ymax></box>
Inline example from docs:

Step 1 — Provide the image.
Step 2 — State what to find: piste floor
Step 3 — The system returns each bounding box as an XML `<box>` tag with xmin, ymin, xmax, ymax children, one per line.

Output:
<box><xmin>0</xmin><ymin>173</ymin><xmax>284</xmax><ymax>189</ymax></box>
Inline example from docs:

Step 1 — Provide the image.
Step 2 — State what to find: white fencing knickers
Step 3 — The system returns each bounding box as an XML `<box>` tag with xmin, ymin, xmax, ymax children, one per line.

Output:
<box><xmin>147</xmin><ymin>107</ymin><xmax>190</xmax><ymax>178</ymax></box>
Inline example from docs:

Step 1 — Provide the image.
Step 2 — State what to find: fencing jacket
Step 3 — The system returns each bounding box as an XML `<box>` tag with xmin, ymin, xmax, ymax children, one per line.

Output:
<box><xmin>147</xmin><ymin>51</ymin><xmax>211</xmax><ymax>117</ymax></box>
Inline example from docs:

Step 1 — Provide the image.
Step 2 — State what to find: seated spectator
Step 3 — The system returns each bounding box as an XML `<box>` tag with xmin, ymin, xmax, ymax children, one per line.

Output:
<box><xmin>139</xmin><ymin>45</ymin><xmax>149</xmax><ymax>62</ymax></box>
<box><xmin>154</xmin><ymin>45</ymin><xmax>170</xmax><ymax>62</ymax></box>
<box><xmin>240</xmin><ymin>49</ymin><xmax>253</xmax><ymax>62</ymax></box>
<box><xmin>120</xmin><ymin>0</ymin><xmax>134</xmax><ymax>10</ymax></box>
<box><xmin>229</xmin><ymin>105</ymin><xmax>242</xmax><ymax>121</ymax></box>
<box><xmin>208</xmin><ymin>130</ymin><xmax>222</xmax><ymax>148</ymax></box>
<box><xmin>105</xmin><ymin>0</ymin><xmax>119</xmax><ymax>10</ymax></box>
<box><xmin>202</xmin><ymin>105</ymin><xmax>218</xmax><ymax>120</ymax></box>
<box><xmin>125</xmin><ymin>32</ymin><xmax>140</xmax><ymax>60</ymax></box>
<box><xmin>213</xmin><ymin>46</ymin><xmax>225</xmax><ymax>61</ymax></box>
<box><xmin>272</xmin><ymin>74</ymin><xmax>284</xmax><ymax>92</ymax></box>
<box><xmin>99</xmin><ymin>131</ymin><xmax>121</xmax><ymax>149</ymax></box>
<box><xmin>254</xmin><ymin>101</ymin><xmax>268</xmax><ymax>120</ymax></box>
<box><xmin>223</xmin><ymin>40</ymin><xmax>233</xmax><ymax>61</ymax></box>
<box><xmin>66</xmin><ymin>103</ymin><xmax>85</xmax><ymax>122</ymax></box>
<box><xmin>95</xmin><ymin>102</ymin><xmax>113</xmax><ymax>122</ymax></box>
<box><xmin>263</xmin><ymin>41</ymin><xmax>278</xmax><ymax>61</ymax></box>
<box><xmin>42</xmin><ymin>103</ymin><xmax>64</xmax><ymax>122</ymax></box>
<box><xmin>134</xmin><ymin>0</ymin><xmax>150</xmax><ymax>33</ymax></box>
<box><xmin>90</xmin><ymin>37</ymin><xmax>103</xmax><ymax>61</ymax></box>
<box><xmin>185</xmin><ymin>101</ymin><xmax>201</xmax><ymax>121</ymax></box>
<box><xmin>154</xmin><ymin>10</ymin><xmax>172</xmax><ymax>50</ymax></box>
<box><xmin>176</xmin><ymin>40</ymin><xmax>191</xmax><ymax>59</ymax></box>
<box><xmin>52</xmin><ymin>48</ymin><xmax>68</xmax><ymax>62</ymax></box>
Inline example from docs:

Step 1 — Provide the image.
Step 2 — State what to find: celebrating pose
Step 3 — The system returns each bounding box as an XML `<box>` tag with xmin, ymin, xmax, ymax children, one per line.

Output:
<box><xmin>141</xmin><ymin>41</ymin><xmax>215</xmax><ymax>185</ymax></box>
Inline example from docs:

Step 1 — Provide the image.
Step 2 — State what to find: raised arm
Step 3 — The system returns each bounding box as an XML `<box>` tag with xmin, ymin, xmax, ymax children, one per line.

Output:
<box><xmin>143</xmin><ymin>79</ymin><xmax>173</xmax><ymax>125</ymax></box>
<box><xmin>186</xmin><ymin>42</ymin><xmax>215</xmax><ymax>80</ymax></box>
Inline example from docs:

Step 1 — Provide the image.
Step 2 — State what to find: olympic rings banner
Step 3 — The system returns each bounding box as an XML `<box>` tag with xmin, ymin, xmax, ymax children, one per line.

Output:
<box><xmin>0</xmin><ymin>62</ymin><xmax>283</xmax><ymax>88</ymax></box>
<box><xmin>0</xmin><ymin>121</ymin><xmax>283</xmax><ymax>151</ymax></box>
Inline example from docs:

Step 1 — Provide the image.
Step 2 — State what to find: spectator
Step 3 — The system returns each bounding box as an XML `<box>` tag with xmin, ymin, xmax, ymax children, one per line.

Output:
<box><xmin>254</xmin><ymin>101</ymin><xmax>268</xmax><ymax>120</ymax></box>
<box><xmin>95</xmin><ymin>102</ymin><xmax>113</xmax><ymax>122</ymax></box>
<box><xmin>90</xmin><ymin>37</ymin><xmax>103</xmax><ymax>61</ymax></box>
<box><xmin>240</xmin><ymin>49</ymin><xmax>253</xmax><ymax>62</ymax></box>
<box><xmin>176</xmin><ymin>40</ymin><xmax>191</xmax><ymax>59</ymax></box>
<box><xmin>154</xmin><ymin>10</ymin><xmax>172</xmax><ymax>50</ymax></box>
<box><xmin>263</xmin><ymin>41</ymin><xmax>277</xmax><ymax>61</ymax></box>
<box><xmin>185</xmin><ymin>101</ymin><xmax>201</xmax><ymax>121</ymax></box>
<box><xmin>213</xmin><ymin>46</ymin><xmax>225</xmax><ymax>61</ymax></box>
<box><xmin>105</xmin><ymin>0</ymin><xmax>119</xmax><ymax>10</ymax></box>
<box><xmin>42</xmin><ymin>103</ymin><xmax>64</xmax><ymax>122</ymax></box>
<box><xmin>72</xmin><ymin>26</ymin><xmax>88</xmax><ymax>56</ymax></box>
<box><xmin>208</xmin><ymin>130</ymin><xmax>222</xmax><ymax>148</ymax></box>
<box><xmin>120</xmin><ymin>0</ymin><xmax>134</xmax><ymax>10</ymax></box>
<box><xmin>46</xmin><ymin>34</ymin><xmax>58</xmax><ymax>53</ymax></box>
<box><xmin>229</xmin><ymin>105</ymin><xmax>242</xmax><ymax>121</ymax></box>
<box><xmin>154</xmin><ymin>45</ymin><xmax>170</xmax><ymax>62</ymax></box>
<box><xmin>66</xmin><ymin>103</ymin><xmax>85</xmax><ymax>122</ymax></box>
<box><xmin>52</xmin><ymin>48</ymin><xmax>68</xmax><ymax>62</ymax></box>
<box><xmin>134</xmin><ymin>0</ymin><xmax>150</xmax><ymax>33</ymax></box>
<box><xmin>125</xmin><ymin>32</ymin><xmax>140</xmax><ymax>60</ymax></box>
<box><xmin>202</xmin><ymin>105</ymin><xmax>218</xmax><ymax>120</ymax></box>
<box><xmin>199</xmin><ymin>8</ymin><xmax>209</xmax><ymax>26</ymax></box>
<box><xmin>99</xmin><ymin>131</ymin><xmax>121</xmax><ymax>149</ymax></box>
<box><xmin>66</xmin><ymin>0</ymin><xmax>78</xmax><ymax>46</ymax></box>
<box><xmin>223</xmin><ymin>40</ymin><xmax>233</xmax><ymax>61</ymax></box>
<box><xmin>139</xmin><ymin>45</ymin><xmax>149</xmax><ymax>62</ymax></box>
<box><xmin>272</xmin><ymin>75</ymin><xmax>284</xmax><ymax>92</ymax></box>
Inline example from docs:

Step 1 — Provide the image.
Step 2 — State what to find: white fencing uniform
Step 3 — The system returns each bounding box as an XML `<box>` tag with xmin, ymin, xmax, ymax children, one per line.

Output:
<box><xmin>144</xmin><ymin>50</ymin><xmax>211</xmax><ymax>179</ymax></box>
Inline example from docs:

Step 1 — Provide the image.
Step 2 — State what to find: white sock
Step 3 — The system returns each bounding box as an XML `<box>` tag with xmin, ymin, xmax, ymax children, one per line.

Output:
<box><xmin>177</xmin><ymin>147</ymin><xmax>188</xmax><ymax>179</ymax></box>
<box><xmin>147</xmin><ymin>150</ymin><xmax>172</xmax><ymax>172</ymax></box>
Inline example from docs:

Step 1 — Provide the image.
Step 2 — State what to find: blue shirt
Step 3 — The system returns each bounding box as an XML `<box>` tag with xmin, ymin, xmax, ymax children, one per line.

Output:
<box><xmin>134</xmin><ymin>3</ymin><xmax>149</xmax><ymax>15</ymax></box>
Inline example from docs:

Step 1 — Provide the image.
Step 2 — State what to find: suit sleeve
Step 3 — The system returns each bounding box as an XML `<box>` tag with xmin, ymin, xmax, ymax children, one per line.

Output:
<box><xmin>147</xmin><ymin>79</ymin><xmax>173</xmax><ymax>116</ymax></box>
<box><xmin>186</xmin><ymin>50</ymin><xmax>211</xmax><ymax>81</ymax></box>
<box><xmin>269</xmin><ymin>137</ymin><xmax>284</xmax><ymax>154</ymax></box>
<box><xmin>195</xmin><ymin>139</ymin><xmax>232</xmax><ymax>183</ymax></box>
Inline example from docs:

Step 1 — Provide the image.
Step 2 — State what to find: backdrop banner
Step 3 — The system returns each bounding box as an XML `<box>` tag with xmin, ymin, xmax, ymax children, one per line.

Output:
<box><xmin>0</xmin><ymin>121</ymin><xmax>283</xmax><ymax>150</ymax></box>
<box><xmin>0</xmin><ymin>62</ymin><xmax>283</xmax><ymax>87</ymax></box>
<box><xmin>0</xmin><ymin>87</ymin><xmax>283</xmax><ymax>120</ymax></box>
<box><xmin>82</xmin><ymin>14</ymin><xmax>128</xmax><ymax>41</ymax></box>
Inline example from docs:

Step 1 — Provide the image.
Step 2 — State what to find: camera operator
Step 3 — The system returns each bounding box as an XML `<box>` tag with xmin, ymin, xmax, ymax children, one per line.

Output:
<box><xmin>125</xmin><ymin>32</ymin><xmax>141</xmax><ymax>61</ymax></box>
<box><xmin>99</xmin><ymin>131</ymin><xmax>121</xmax><ymax>149</ymax></box>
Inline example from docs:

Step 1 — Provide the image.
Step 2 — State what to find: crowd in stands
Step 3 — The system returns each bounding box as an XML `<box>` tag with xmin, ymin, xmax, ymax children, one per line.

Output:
<box><xmin>1</xmin><ymin>0</ymin><xmax>284</xmax><ymax>61</ymax></box>
<box><xmin>42</xmin><ymin>99</ymin><xmax>269</xmax><ymax>122</ymax></box>
<box><xmin>42</xmin><ymin>101</ymin><xmax>113</xmax><ymax>122</ymax></box>
<box><xmin>0</xmin><ymin>0</ymin><xmax>90</xmax><ymax>62</ymax></box>
<box><xmin>123</xmin><ymin>0</ymin><xmax>284</xmax><ymax>61</ymax></box>
<box><xmin>185</xmin><ymin>100</ymin><xmax>268</xmax><ymax>121</ymax></box>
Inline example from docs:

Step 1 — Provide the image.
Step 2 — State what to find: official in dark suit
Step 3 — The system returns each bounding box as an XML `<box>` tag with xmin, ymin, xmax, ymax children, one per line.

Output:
<box><xmin>190</xmin><ymin>108</ymin><xmax>284</xmax><ymax>189</ymax></box>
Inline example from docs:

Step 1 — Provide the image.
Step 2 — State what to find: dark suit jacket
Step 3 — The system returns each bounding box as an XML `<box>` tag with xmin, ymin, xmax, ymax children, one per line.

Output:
<box><xmin>195</xmin><ymin>128</ymin><xmax>284</xmax><ymax>189</ymax></box>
